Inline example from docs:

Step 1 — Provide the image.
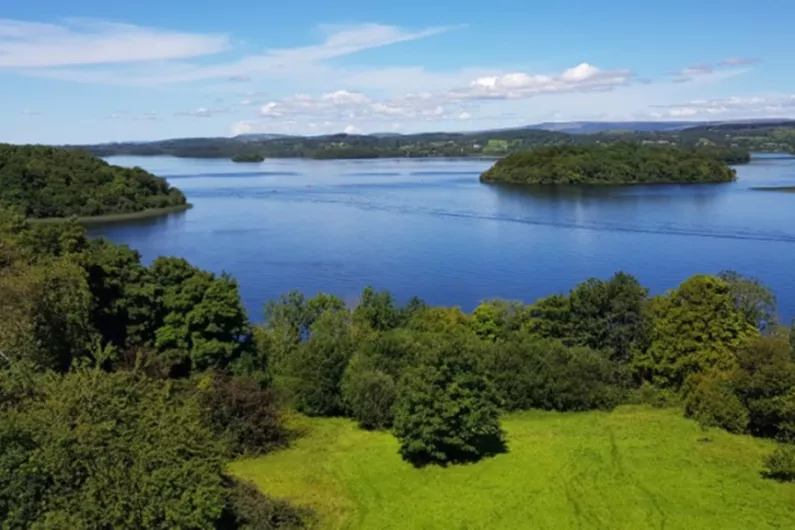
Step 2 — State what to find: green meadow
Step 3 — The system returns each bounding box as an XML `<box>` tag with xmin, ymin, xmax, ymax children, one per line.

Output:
<box><xmin>230</xmin><ymin>406</ymin><xmax>795</xmax><ymax>530</ymax></box>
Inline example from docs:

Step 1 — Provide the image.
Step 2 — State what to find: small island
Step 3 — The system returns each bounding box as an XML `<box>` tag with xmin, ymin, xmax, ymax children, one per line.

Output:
<box><xmin>231</xmin><ymin>153</ymin><xmax>265</xmax><ymax>163</ymax></box>
<box><xmin>480</xmin><ymin>143</ymin><xmax>740</xmax><ymax>185</ymax></box>
<box><xmin>0</xmin><ymin>144</ymin><xmax>188</xmax><ymax>220</ymax></box>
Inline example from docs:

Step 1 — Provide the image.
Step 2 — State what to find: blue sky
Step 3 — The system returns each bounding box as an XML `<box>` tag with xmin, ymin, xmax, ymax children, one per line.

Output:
<box><xmin>1</xmin><ymin>0</ymin><xmax>793</xmax><ymax>144</ymax></box>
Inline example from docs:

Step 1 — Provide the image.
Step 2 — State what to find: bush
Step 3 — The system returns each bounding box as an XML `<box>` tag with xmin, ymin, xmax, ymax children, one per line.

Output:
<box><xmin>199</xmin><ymin>373</ymin><xmax>288</xmax><ymax>456</ymax></box>
<box><xmin>684</xmin><ymin>372</ymin><xmax>749</xmax><ymax>433</ymax></box>
<box><xmin>763</xmin><ymin>445</ymin><xmax>795</xmax><ymax>481</ymax></box>
<box><xmin>341</xmin><ymin>354</ymin><xmax>396</xmax><ymax>430</ymax></box>
<box><xmin>731</xmin><ymin>336</ymin><xmax>795</xmax><ymax>440</ymax></box>
<box><xmin>393</xmin><ymin>334</ymin><xmax>506</xmax><ymax>466</ymax></box>
<box><xmin>218</xmin><ymin>479</ymin><xmax>310</xmax><ymax>529</ymax></box>
<box><xmin>487</xmin><ymin>337</ymin><xmax>620</xmax><ymax>412</ymax></box>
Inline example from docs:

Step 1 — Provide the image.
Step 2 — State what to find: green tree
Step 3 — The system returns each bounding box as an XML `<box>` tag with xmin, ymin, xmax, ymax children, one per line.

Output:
<box><xmin>393</xmin><ymin>334</ymin><xmax>505</xmax><ymax>466</ymax></box>
<box><xmin>487</xmin><ymin>337</ymin><xmax>620</xmax><ymax>412</ymax></box>
<box><xmin>471</xmin><ymin>299</ymin><xmax>527</xmax><ymax>342</ymax></box>
<box><xmin>151</xmin><ymin>257</ymin><xmax>252</xmax><ymax>376</ymax></box>
<box><xmin>731</xmin><ymin>336</ymin><xmax>795</xmax><ymax>440</ymax></box>
<box><xmin>341</xmin><ymin>353</ymin><xmax>397</xmax><ymax>430</ymax></box>
<box><xmin>635</xmin><ymin>275</ymin><xmax>757</xmax><ymax>387</ymax></box>
<box><xmin>0</xmin><ymin>369</ymin><xmax>228</xmax><ymax>529</ymax></box>
<box><xmin>683</xmin><ymin>371</ymin><xmax>749</xmax><ymax>433</ymax></box>
<box><xmin>286</xmin><ymin>310</ymin><xmax>353</xmax><ymax>416</ymax></box>
<box><xmin>718</xmin><ymin>270</ymin><xmax>778</xmax><ymax>332</ymax></box>
<box><xmin>568</xmin><ymin>272</ymin><xmax>649</xmax><ymax>362</ymax></box>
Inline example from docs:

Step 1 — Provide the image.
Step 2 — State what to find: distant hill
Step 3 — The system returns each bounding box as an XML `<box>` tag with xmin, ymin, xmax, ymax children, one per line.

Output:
<box><xmin>526</xmin><ymin>119</ymin><xmax>795</xmax><ymax>135</ymax></box>
<box><xmin>526</xmin><ymin>121</ymin><xmax>707</xmax><ymax>134</ymax></box>
<box><xmin>67</xmin><ymin>118</ymin><xmax>795</xmax><ymax>160</ymax></box>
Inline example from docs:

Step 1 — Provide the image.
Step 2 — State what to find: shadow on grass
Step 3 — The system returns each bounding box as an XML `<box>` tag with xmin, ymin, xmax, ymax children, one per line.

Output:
<box><xmin>401</xmin><ymin>433</ymin><xmax>509</xmax><ymax>468</ymax></box>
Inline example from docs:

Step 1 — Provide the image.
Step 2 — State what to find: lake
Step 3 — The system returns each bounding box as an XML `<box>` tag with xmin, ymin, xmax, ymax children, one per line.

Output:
<box><xmin>94</xmin><ymin>154</ymin><xmax>795</xmax><ymax>322</ymax></box>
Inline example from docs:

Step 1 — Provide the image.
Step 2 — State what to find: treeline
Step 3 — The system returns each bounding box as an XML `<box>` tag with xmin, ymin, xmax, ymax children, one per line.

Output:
<box><xmin>72</xmin><ymin>122</ymin><xmax>795</xmax><ymax>161</ymax></box>
<box><xmin>480</xmin><ymin>143</ymin><xmax>739</xmax><ymax>185</ymax></box>
<box><xmin>0</xmin><ymin>144</ymin><xmax>187</xmax><ymax>218</ymax></box>
<box><xmin>4</xmin><ymin>210</ymin><xmax>795</xmax><ymax>527</ymax></box>
<box><xmin>0</xmin><ymin>211</ymin><xmax>306</xmax><ymax>529</ymax></box>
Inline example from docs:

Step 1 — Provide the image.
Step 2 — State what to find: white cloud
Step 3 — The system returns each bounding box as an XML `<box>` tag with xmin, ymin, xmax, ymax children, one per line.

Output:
<box><xmin>21</xmin><ymin>109</ymin><xmax>41</xmax><ymax>115</ymax></box>
<box><xmin>343</xmin><ymin>125</ymin><xmax>360</xmax><ymax>134</ymax></box>
<box><xmin>457</xmin><ymin>63</ymin><xmax>634</xmax><ymax>100</ymax></box>
<box><xmin>0</xmin><ymin>18</ymin><xmax>229</xmax><ymax>67</ymax></box>
<box><xmin>249</xmin><ymin>62</ymin><xmax>636</xmax><ymax>127</ymax></box>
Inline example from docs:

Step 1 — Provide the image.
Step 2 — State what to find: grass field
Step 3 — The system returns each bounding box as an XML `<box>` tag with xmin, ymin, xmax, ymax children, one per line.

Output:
<box><xmin>229</xmin><ymin>406</ymin><xmax>795</xmax><ymax>529</ymax></box>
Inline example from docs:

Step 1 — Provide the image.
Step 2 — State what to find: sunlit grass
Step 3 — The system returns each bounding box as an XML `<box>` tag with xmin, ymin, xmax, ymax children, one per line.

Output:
<box><xmin>230</xmin><ymin>406</ymin><xmax>795</xmax><ymax>529</ymax></box>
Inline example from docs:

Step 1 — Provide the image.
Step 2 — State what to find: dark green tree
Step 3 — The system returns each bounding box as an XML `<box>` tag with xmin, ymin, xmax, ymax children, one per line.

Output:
<box><xmin>568</xmin><ymin>272</ymin><xmax>649</xmax><ymax>362</ymax></box>
<box><xmin>393</xmin><ymin>334</ymin><xmax>505</xmax><ymax>466</ymax></box>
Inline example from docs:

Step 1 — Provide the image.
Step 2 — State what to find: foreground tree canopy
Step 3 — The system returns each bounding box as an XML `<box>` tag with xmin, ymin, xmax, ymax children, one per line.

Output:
<box><xmin>0</xmin><ymin>144</ymin><xmax>187</xmax><ymax>218</ymax></box>
<box><xmin>480</xmin><ymin>143</ymin><xmax>739</xmax><ymax>185</ymax></box>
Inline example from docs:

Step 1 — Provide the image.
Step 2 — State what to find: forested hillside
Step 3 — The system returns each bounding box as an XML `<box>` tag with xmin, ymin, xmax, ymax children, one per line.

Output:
<box><xmin>480</xmin><ymin>143</ymin><xmax>739</xmax><ymax>185</ymax></box>
<box><xmin>0</xmin><ymin>144</ymin><xmax>187</xmax><ymax>218</ymax></box>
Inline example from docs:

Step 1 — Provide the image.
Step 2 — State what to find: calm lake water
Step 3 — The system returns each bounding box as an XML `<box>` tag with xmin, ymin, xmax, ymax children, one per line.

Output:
<box><xmin>94</xmin><ymin>154</ymin><xmax>795</xmax><ymax>322</ymax></box>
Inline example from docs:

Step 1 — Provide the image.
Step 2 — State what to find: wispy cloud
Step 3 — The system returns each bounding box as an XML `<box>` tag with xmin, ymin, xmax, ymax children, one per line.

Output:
<box><xmin>651</xmin><ymin>94</ymin><xmax>795</xmax><ymax>119</ymax></box>
<box><xmin>175</xmin><ymin>107</ymin><xmax>231</xmax><ymax>118</ymax></box>
<box><xmin>0</xmin><ymin>18</ymin><xmax>229</xmax><ymax>67</ymax></box>
<box><xmin>718</xmin><ymin>57</ymin><xmax>761</xmax><ymax>67</ymax></box>
<box><xmin>11</xmin><ymin>22</ymin><xmax>454</xmax><ymax>86</ymax></box>
<box><xmin>670</xmin><ymin>57</ymin><xmax>760</xmax><ymax>83</ymax></box>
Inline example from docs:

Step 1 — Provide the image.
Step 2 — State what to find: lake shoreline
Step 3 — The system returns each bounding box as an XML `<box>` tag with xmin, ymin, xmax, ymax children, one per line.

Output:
<box><xmin>31</xmin><ymin>203</ymin><xmax>193</xmax><ymax>225</ymax></box>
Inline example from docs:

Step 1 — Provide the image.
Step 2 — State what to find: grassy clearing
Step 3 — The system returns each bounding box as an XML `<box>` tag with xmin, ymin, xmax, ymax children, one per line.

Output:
<box><xmin>230</xmin><ymin>406</ymin><xmax>795</xmax><ymax>529</ymax></box>
<box><xmin>30</xmin><ymin>203</ymin><xmax>192</xmax><ymax>225</ymax></box>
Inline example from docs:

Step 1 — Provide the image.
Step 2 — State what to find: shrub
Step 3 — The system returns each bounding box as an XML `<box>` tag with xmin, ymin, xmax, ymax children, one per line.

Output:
<box><xmin>487</xmin><ymin>337</ymin><xmax>620</xmax><ymax>412</ymax></box>
<box><xmin>393</xmin><ymin>334</ymin><xmax>506</xmax><ymax>466</ymax></box>
<box><xmin>731</xmin><ymin>336</ymin><xmax>795</xmax><ymax>440</ymax></box>
<box><xmin>218</xmin><ymin>479</ymin><xmax>310</xmax><ymax>529</ymax></box>
<box><xmin>684</xmin><ymin>372</ymin><xmax>749</xmax><ymax>433</ymax></box>
<box><xmin>199</xmin><ymin>373</ymin><xmax>288</xmax><ymax>456</ymax></box>
<box><xmin>342</xmin><ymin>354</ymin><xmax>396</xmax><ymax>430</ymax></box>
<box><xmin>763</xmin><ymin>445</ymin><xmax>795</xmax><ymax>481</ymax></box>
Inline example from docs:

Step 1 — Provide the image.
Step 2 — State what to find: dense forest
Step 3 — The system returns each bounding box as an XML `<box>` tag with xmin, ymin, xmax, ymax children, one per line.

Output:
<box><xmin>3</xmin><ymin>205</ymin><xmax>795</xmax><ymax>528</ymax></box>
<box><xmin>0</xmin><ymin>144</ymin><xmax>187</xmax><ymax>218</ymax></box>
<box><xmin>73</xmin><ymin>120</ymin><xmax>795</xmax><ymax>160</ymax></box>
<box><xmin>480</xmin><ymin>143</ymin><xmax>739</xmax><ymax>185</ymax></box>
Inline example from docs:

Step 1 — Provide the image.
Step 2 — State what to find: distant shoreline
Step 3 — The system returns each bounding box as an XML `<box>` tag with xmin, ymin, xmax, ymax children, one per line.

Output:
<box><xmin>30</xmin><ymin>203</ymin><xmax>193</xmax><ymax>225</ymax></box>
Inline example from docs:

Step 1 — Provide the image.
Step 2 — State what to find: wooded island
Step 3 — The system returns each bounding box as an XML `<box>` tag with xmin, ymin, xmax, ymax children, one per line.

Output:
<box><xmin>480</xmin><ymin>143</ymin><xmax>739</xmax><ymax>185</ymax></box>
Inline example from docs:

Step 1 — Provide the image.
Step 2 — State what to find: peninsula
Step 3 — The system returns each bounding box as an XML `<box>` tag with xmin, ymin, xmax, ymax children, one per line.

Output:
<box><xmin>0</xmin><ymin>144</ymin><xmax>188</xmax><ymax>220</ymax></box>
